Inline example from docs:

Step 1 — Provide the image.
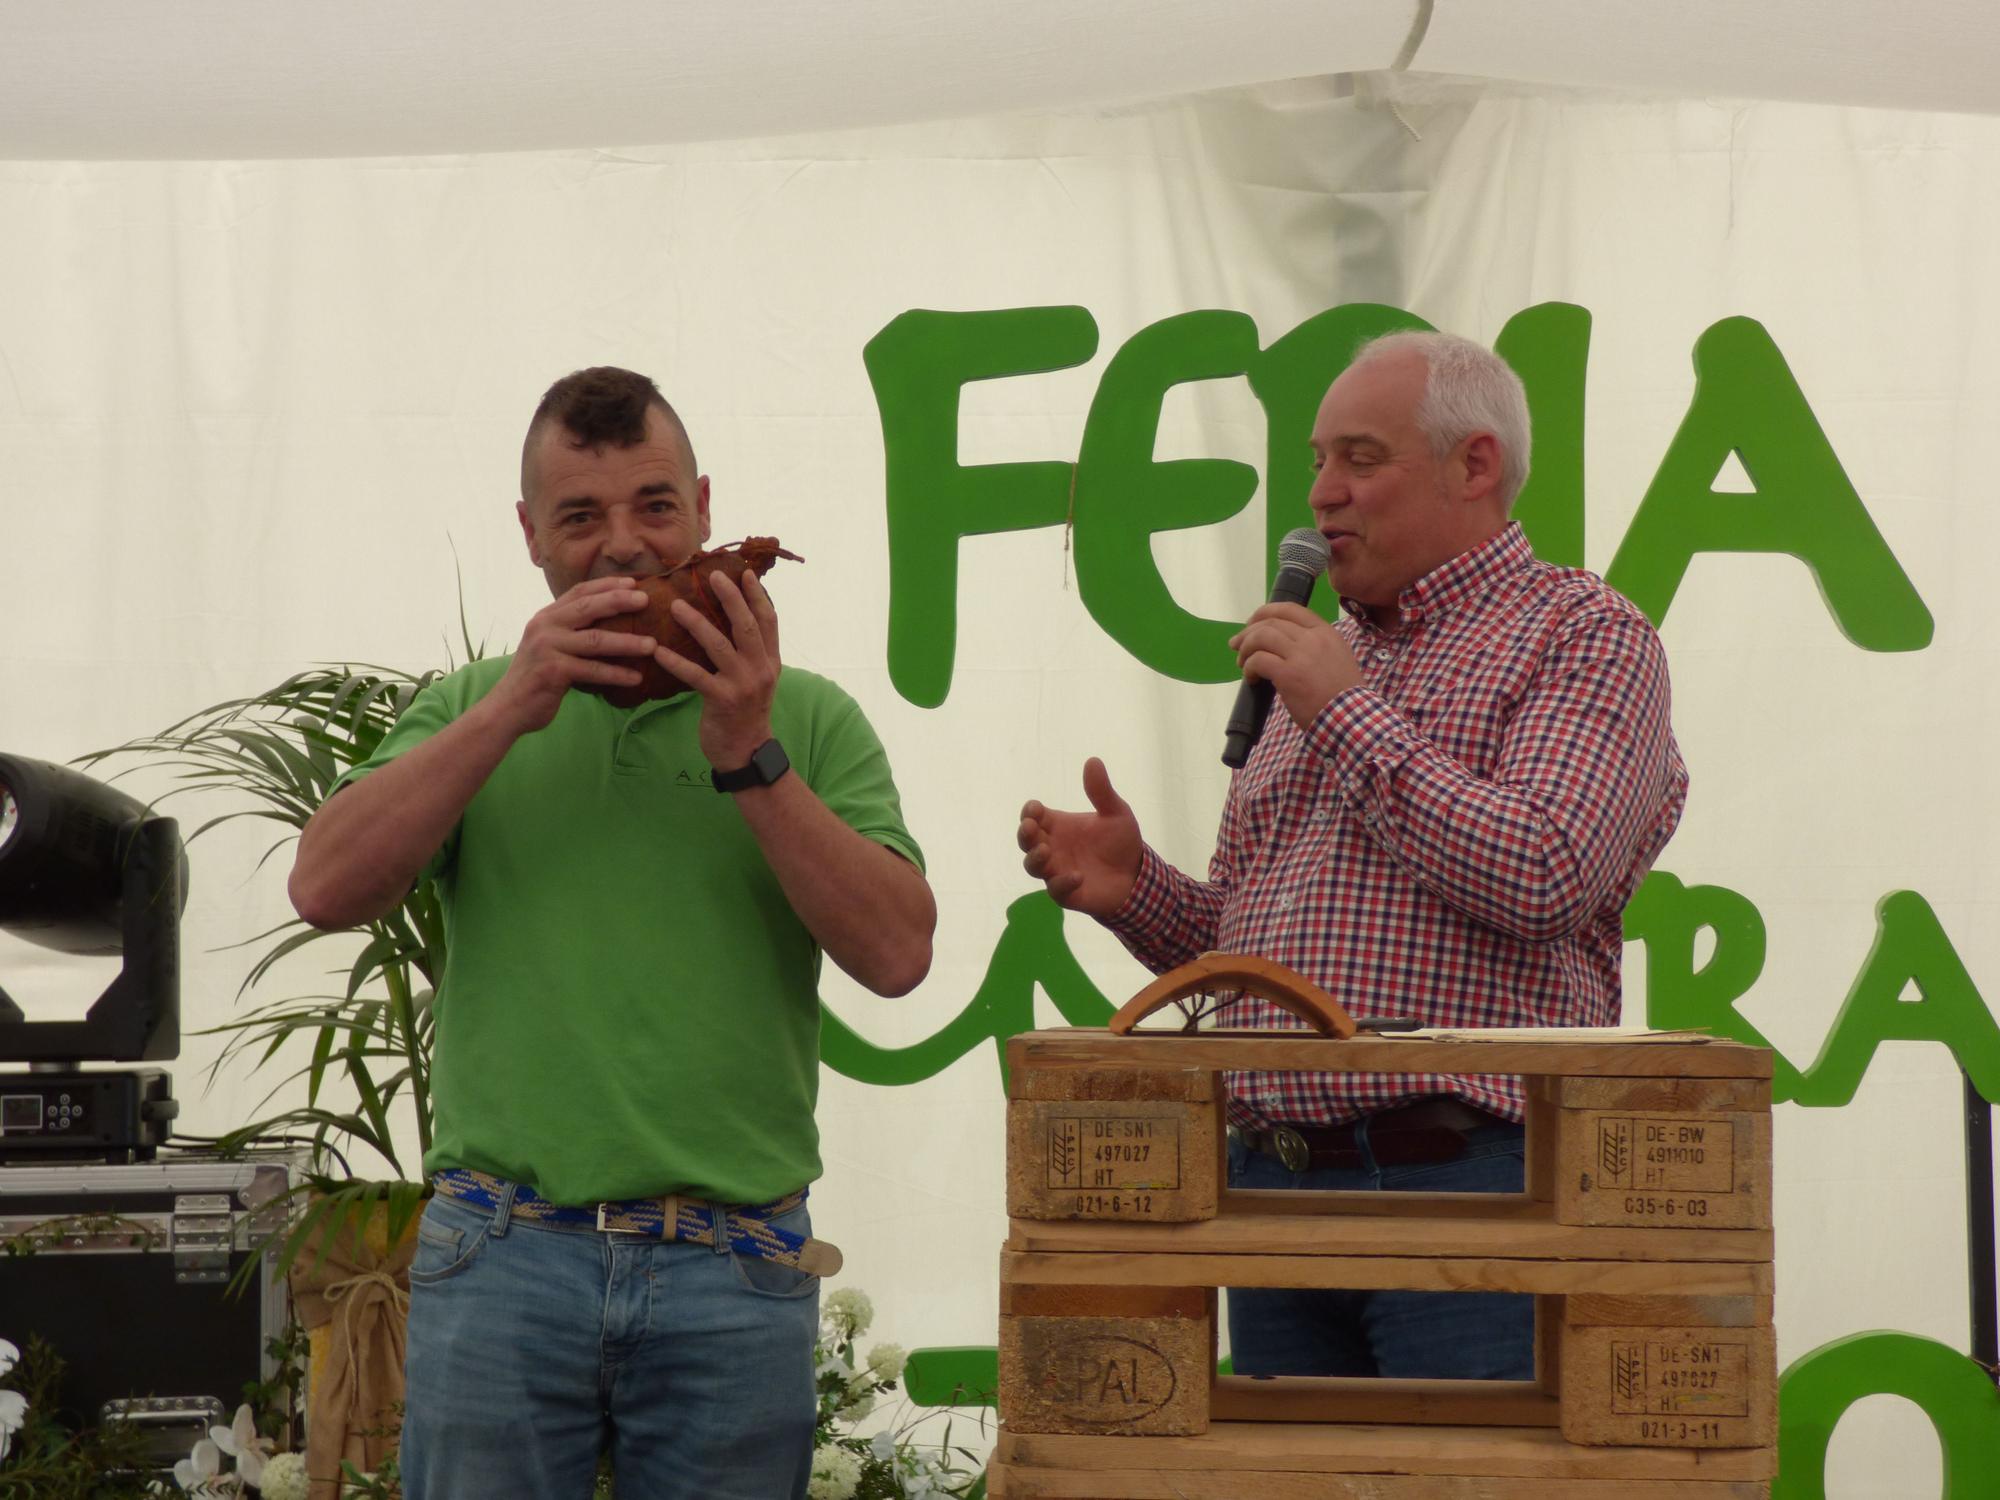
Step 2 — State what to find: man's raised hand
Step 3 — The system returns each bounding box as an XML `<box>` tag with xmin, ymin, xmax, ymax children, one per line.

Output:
<box><xmin>656</xmin><ymin>570</ymin><xmax>782</xmax><ymax>773</ymax></box>
<box><xmin>1229</xmin><ymin>603</ymin><xmax>1363</xmax><ymax>731</ymax></box>
<box><xmin>493</xmin><ymin>577</ymin><xmax>657</xmax><ymax>735</ymax></box>
<box><xmin>1018</xmin><ymin>758</ymin><xmax>1143</xmax><ymax>918</ymax></box>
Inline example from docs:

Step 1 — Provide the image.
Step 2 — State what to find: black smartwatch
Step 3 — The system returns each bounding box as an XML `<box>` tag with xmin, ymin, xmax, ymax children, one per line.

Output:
<box><xmin>711</xmin><ymin>738</ymin><xmax>791</xmax><ymax>793</ymax></box>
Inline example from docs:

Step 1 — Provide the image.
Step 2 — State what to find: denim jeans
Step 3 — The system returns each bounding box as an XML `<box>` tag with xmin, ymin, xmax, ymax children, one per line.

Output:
<box><xmin>400</xmin><ymin>1187</ymin><xmax>820</xmax><ymax>1500</ymax></box>
<box><xmin>1226</xmin><ymin>1121</ymin><xmax>1535</xmax><ymax>1380</ymax></box>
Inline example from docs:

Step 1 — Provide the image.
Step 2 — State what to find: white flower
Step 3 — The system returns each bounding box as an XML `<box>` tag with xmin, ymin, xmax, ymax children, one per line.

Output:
<box><xmin>900</xmin><ymin>1445</ymin><xmax>954</xmax><ymax>1497</ymax></box>
<box><xmin>834</xmin><ymin>1391</ymin><xmax>875</xmax><ymax>1423</ymax></box>
<box><xmin>807</xmin><ymin>1443</ymin><xmax>863</xmax><ymax>1500</ymax></box>
<box><xmin>0</xmin><ymin>1388</ymin><xmax>25</xmax><ymax>1463</ymax></box>
<box><xmin>258</xmin><ymin>1451</ymin><xmax>311</xmax><ymax>1500</ymax></box>
<box><xmin>210</xmin><ymin>1404</ymin><xmax>272</xmax><ymax>1487</ymax></box>
<box><xmin>175</xmin><ymin>1438</ymin><xmax>230</xmax><ymax>1493</ymax></box>
<box><xmin>0</xmin><ymin>1341</ymin><xmax>26</xmax><ymax>1468</ymax></box>
<box><xmin>865</xmin><ymin>1342</ymin><xmax>907</xmax><ymax>1382</ymax></box>
<box><xmin>869</xmin><ymin>1429</ymin><xmax>898</xmax><ymax>1462</ymax></box>
<box><xmin>824</xmin><ymin>1288</ymin><xmax>874</xmax><ymax>1338</ymax></box>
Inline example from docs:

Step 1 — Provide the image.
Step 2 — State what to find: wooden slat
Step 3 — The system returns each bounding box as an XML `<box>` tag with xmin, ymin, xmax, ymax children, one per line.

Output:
<box><xmin>1007</xmin><ymin>1200</ymin><xmax>1774</xmax><ymax>1263</ymax></box>
<box><xmin>1537</xmin><ymin>1293</ymin><xmax>1564</xmax><ymax>1395</ymax></box>
<box><xmin>995</xmin><ymin>1419</ymin><xmax>1776</xmax><ymax>1479</ymax></box>
<box><xmin>1553</xmin><ymin>1078</ymin><xmax>1771</xmax><ymax>1112</ymax></box>
<box><xmin>1003</xmin><ymin>1250</ymin><xmax>1773</xmax><ymax>1297</ymax></box>
<box><xmin>988</xmin><ymin>1465</ymin><xmax>1770</xmax><ymax>1498</ymax></box>
<box><xmin>1009</xmin><ymin>1030</ymin><xmax>1772</xmax><ymax>1080</ymax></box>
<box><xmin>1211</xmin><ymin>1374</ymin><xmax>1559</xmax><ymax>1427</ymax></box>
<box><xmin>1223</xmin><ymin>1187</ymin><xmax>1539</xmax><ymax>1218</ymax></box>
<box><xmin>1010</xmin><ymin>1065</ymin><xmax>1216</xmax><ymax>1103</ymax></box>
<box><xmin>1002</xmin><ymin>1282</ymin><xmax>1210</xmax><ymax>1318</ymax></box>
<box><xmin>1526</xmin><ymin>1083</ymin><xmax>1560</xmax><ymax>1204</ymax></box>
<box><xmin>1564</xmin><ymin>1295</ymin><xmax>1772</xmax><ymax>1329</ymax></box>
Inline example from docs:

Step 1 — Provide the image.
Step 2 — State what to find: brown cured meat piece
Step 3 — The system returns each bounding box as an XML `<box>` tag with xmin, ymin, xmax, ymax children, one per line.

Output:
<box><xmin>583</xmin><ymin>536</ymin><xmax>803</xmax><ymax>708</ymax></box>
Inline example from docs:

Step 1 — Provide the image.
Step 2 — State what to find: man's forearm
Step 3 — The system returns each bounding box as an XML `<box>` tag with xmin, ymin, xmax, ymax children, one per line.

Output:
<box><xmin>727</xmin><ymin>775</ymin><xmax>935</xmax><ymax>997</ymax></box>
<box><xmin>289</xmin><ymin>695</ymin><xmax>522</xmax><ymax>929</ymax></box>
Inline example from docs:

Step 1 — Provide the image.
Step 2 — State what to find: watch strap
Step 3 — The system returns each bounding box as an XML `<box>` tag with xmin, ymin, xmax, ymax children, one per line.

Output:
<box><xmin>712</xmin><ymin>738</ymin><xmax>790</xmax><ymax>793</ymax></box>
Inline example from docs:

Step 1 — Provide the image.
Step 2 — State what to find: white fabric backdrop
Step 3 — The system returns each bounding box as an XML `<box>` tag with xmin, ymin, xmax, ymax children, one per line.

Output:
<box><xmin>3</xmin><ymin>73</ymin><xmax>1996</xmax><ymax>1495</ymax></box>
<box><xmin>4</xmin><ymin>0</ymin><xmax>1999</xmax><ymax>157</ymax></box>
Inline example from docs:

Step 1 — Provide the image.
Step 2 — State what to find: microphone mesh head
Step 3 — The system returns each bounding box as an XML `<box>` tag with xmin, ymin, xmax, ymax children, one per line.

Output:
<box><xmin>1277</xmin><ymin>527</ymin><xmax>1331</xmax><ymax>576</ymax></box>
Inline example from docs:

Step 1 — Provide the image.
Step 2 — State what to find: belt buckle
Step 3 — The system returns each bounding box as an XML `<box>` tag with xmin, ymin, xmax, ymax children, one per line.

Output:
<box><xmin>1272</xmin><ymin>1125</ymin><xmax>1311</xmax><ymax>1173</ymax></box>
<box><xmin>596</xmin><ymin>1194</ymin><xmax>680</xmax><ymax>1237</ymax></box>
<box><xmin>595</xmin><ymin>1202</ymin><xmax>658</xmax><ymax>1235</ymax></box>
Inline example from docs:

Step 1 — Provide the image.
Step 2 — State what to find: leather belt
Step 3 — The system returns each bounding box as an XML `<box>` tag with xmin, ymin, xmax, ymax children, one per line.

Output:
<box><xmin>1238</xmin><ymin>1098</ymin><xmax>1509</xmax><ymax>1172</ymax></box>
<box><xmin>431</xmin><ymin>1167</ymin><xmax>843</xmax><ymax>1276</ymax></box>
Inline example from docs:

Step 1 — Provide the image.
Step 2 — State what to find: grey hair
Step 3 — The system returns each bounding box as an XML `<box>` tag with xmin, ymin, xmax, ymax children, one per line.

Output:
<box><xmin>1349</xmin><ymin>331</ymin><xmax>1532</xmax><ymax>509</ymax></box>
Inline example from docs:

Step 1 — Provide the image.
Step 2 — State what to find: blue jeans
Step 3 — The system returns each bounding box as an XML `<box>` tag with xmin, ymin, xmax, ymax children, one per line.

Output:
<box><xmin>400</xmin><ymin>1187</ymin><xmax>820</xmax><ymax>1500</ymax></box>
<box><xmin>1226</xmin><ymin>1121</ymin><xmax>1535</xmax><ymax>1380</ymax></box>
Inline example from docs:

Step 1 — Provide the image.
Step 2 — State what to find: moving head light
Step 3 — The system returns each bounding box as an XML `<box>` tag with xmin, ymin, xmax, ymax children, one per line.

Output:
<box><xmin>0</xmin><ymin>753</ymin><xmax>188</xmax><ymax>1160</ymax></box>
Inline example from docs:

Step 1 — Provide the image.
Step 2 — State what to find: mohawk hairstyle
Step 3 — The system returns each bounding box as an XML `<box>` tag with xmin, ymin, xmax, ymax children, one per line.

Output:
<box><xmin>520</xmin><ymin>366</ymin><xmax>695</xmax><ymax>496</ymax></box>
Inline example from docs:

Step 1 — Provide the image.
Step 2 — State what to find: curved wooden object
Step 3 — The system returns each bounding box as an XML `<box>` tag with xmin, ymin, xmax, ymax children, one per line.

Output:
<box><xmin>1108</xmin><ymin>953</ymin><xmax>1357</xmax><ymax>1039</ymax></box>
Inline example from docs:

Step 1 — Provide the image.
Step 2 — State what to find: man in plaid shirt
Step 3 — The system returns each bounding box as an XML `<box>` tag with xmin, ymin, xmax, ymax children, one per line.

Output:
<box><xmin>1019</xmin><ymin>330</ymin><xmax>1686</xmax><ymax>1380</ymax></box>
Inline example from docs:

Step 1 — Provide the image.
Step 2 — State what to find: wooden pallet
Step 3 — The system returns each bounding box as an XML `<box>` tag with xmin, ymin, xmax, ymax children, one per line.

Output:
<box><xmin>988</xmin><ymin>1422</ymin><xmax>1772</xmax><ymax>1497</ymax></box>
<box><xmin>994</xmin><ymin>1027</ymin><xmax>1776</xmax><ymax>1495</ymax></box>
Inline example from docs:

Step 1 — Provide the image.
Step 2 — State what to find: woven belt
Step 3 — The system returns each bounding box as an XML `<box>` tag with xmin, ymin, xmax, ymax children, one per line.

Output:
<box><xmin>1240</xmin><ymin>1098</ymin><xmax>1511</xmax><ymax>1172</ymax></box>
<box><xmin>431</xmin><ymin>1167</ymin><xmax>843</xmax><ymax>1276</ymax></box>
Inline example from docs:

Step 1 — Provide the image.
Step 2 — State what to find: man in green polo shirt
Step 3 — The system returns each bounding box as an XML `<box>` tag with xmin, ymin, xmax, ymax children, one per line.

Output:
<box><xmin>289</xmin><ymin>366</ymin><xmax>935</xmax><ymax>1500</ymax></box>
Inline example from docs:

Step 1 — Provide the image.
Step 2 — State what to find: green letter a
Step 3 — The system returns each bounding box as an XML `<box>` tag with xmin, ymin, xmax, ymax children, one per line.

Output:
<box><xmin>1606</xmin><ymin>317</ymin><xmax>1931</xmax><ymax>650</ymax></box>
<box><xmin>1795</xmin><ymin>891</ymin><xmax>2000</xmax><ymax>1107</ymax></box>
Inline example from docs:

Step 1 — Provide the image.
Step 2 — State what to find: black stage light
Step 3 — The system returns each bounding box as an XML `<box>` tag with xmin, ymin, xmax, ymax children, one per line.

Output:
<box><xmin>0</xmin><ymin>753</ymin><xmax>187</xmax><ymax>1161</ymax></box>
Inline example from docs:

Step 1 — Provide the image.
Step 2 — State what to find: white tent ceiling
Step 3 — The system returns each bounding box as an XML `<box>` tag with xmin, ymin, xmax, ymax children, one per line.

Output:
<box><xmin>2</xmin><ymin>0</ymin><xmax>1995</xmax><ymax>161</ymax></box>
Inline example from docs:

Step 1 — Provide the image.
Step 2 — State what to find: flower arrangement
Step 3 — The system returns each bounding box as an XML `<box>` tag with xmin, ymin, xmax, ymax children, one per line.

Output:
<box><xmin>2</xmin><ymin>1286</ymin><xmax>988</xmax><ymax>1499</ymax></box>
<box><xmin>0</xmin><ymin>1335</ymin><xmax>160</xmax><ymax>1496</ymax></box>
<box><xmin>0</xmin><ymin>1326</ymin><xmax>308</xmax><ymax>1500</ymax></box>
<box><xmin>168</xmin><ymin>1402</ymin><xmax>310</xmax><ymax>1498</ymax></box>
<box><xmin>810</xmin><ymin>1289</ymin><xmax>987</xmax><ymax>1500</ymax></box>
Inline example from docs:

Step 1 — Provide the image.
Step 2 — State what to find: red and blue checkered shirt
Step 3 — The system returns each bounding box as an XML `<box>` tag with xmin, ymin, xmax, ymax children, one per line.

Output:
<box><xmin>1105</xmin><ymin>524</ymin><xmax>1687</xmax><ymax>1129</ymax></box>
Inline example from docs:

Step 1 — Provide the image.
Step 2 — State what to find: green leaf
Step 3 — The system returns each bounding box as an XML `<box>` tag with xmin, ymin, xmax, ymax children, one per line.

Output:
<box><xmin>382</xmin><ymin>1179</ymin><xmax>430</xmax><ymax>1249</ymax></box>
<box><xmin>344</xmin><ymin>932</ymin><xmax>400</xmax><ymax>1002</ymax></box>
<box><xmin>306</xmin><ymin>1006</ymin><xmax>340</xmax><ymax>1107</ymax></box>
<box><xmin>238</xmin><ymin>923</ymin><xmax>335</xmax><ymax>998</ymax></box>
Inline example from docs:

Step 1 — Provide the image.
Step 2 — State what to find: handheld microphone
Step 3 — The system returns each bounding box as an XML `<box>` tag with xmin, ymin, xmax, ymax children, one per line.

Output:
<box><xmin>1222</xmin><ymin>528</ymin><xmax>1333</xmax><ymax>769</ymax></box>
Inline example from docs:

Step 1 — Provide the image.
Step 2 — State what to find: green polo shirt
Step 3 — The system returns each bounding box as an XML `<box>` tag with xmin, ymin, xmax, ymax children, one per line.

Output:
<box><xmin>337</xmin><ymin>660</ymin><xmax>923</xmax><ymax>1206</ymax></box>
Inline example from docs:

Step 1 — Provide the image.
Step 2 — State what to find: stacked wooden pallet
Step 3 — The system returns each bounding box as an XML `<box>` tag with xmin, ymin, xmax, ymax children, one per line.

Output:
<box><xmin>991</xmin><ymin>1027</ymin><xmax>1776</xmax><ymax>1499</ymax></box>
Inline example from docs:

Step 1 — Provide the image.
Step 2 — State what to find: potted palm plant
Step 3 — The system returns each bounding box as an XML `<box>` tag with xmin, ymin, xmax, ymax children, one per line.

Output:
<box><xmin>84</xmin><ymin>651</ymin><xmax>471</xmax><ymax>1490</ymax></box>
<box><xmin>85</xmin><ymin>659</ymin><xmax>455</xmax><ymax>1261</ymax></box>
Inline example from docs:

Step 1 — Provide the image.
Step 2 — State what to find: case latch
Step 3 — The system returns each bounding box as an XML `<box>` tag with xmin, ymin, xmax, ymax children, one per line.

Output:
<box><xmin>171</xmin><ymin>1193</ymin><xmax>235</xmax><ymax>1284</ymax></box>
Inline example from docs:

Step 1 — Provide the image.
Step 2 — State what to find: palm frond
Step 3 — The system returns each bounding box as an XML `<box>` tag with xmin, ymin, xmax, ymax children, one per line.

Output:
<box><xmin>86</xmin><ymin>655</ymin><xmax>472</xmax><ymax>1184</ymax></box>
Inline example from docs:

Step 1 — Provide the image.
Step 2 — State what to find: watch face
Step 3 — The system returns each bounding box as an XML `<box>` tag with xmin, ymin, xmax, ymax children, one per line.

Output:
<box><xmin>751</xmin><ymin>739</ymin><xmax>789</xmax><ymax>782</ymax></box>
